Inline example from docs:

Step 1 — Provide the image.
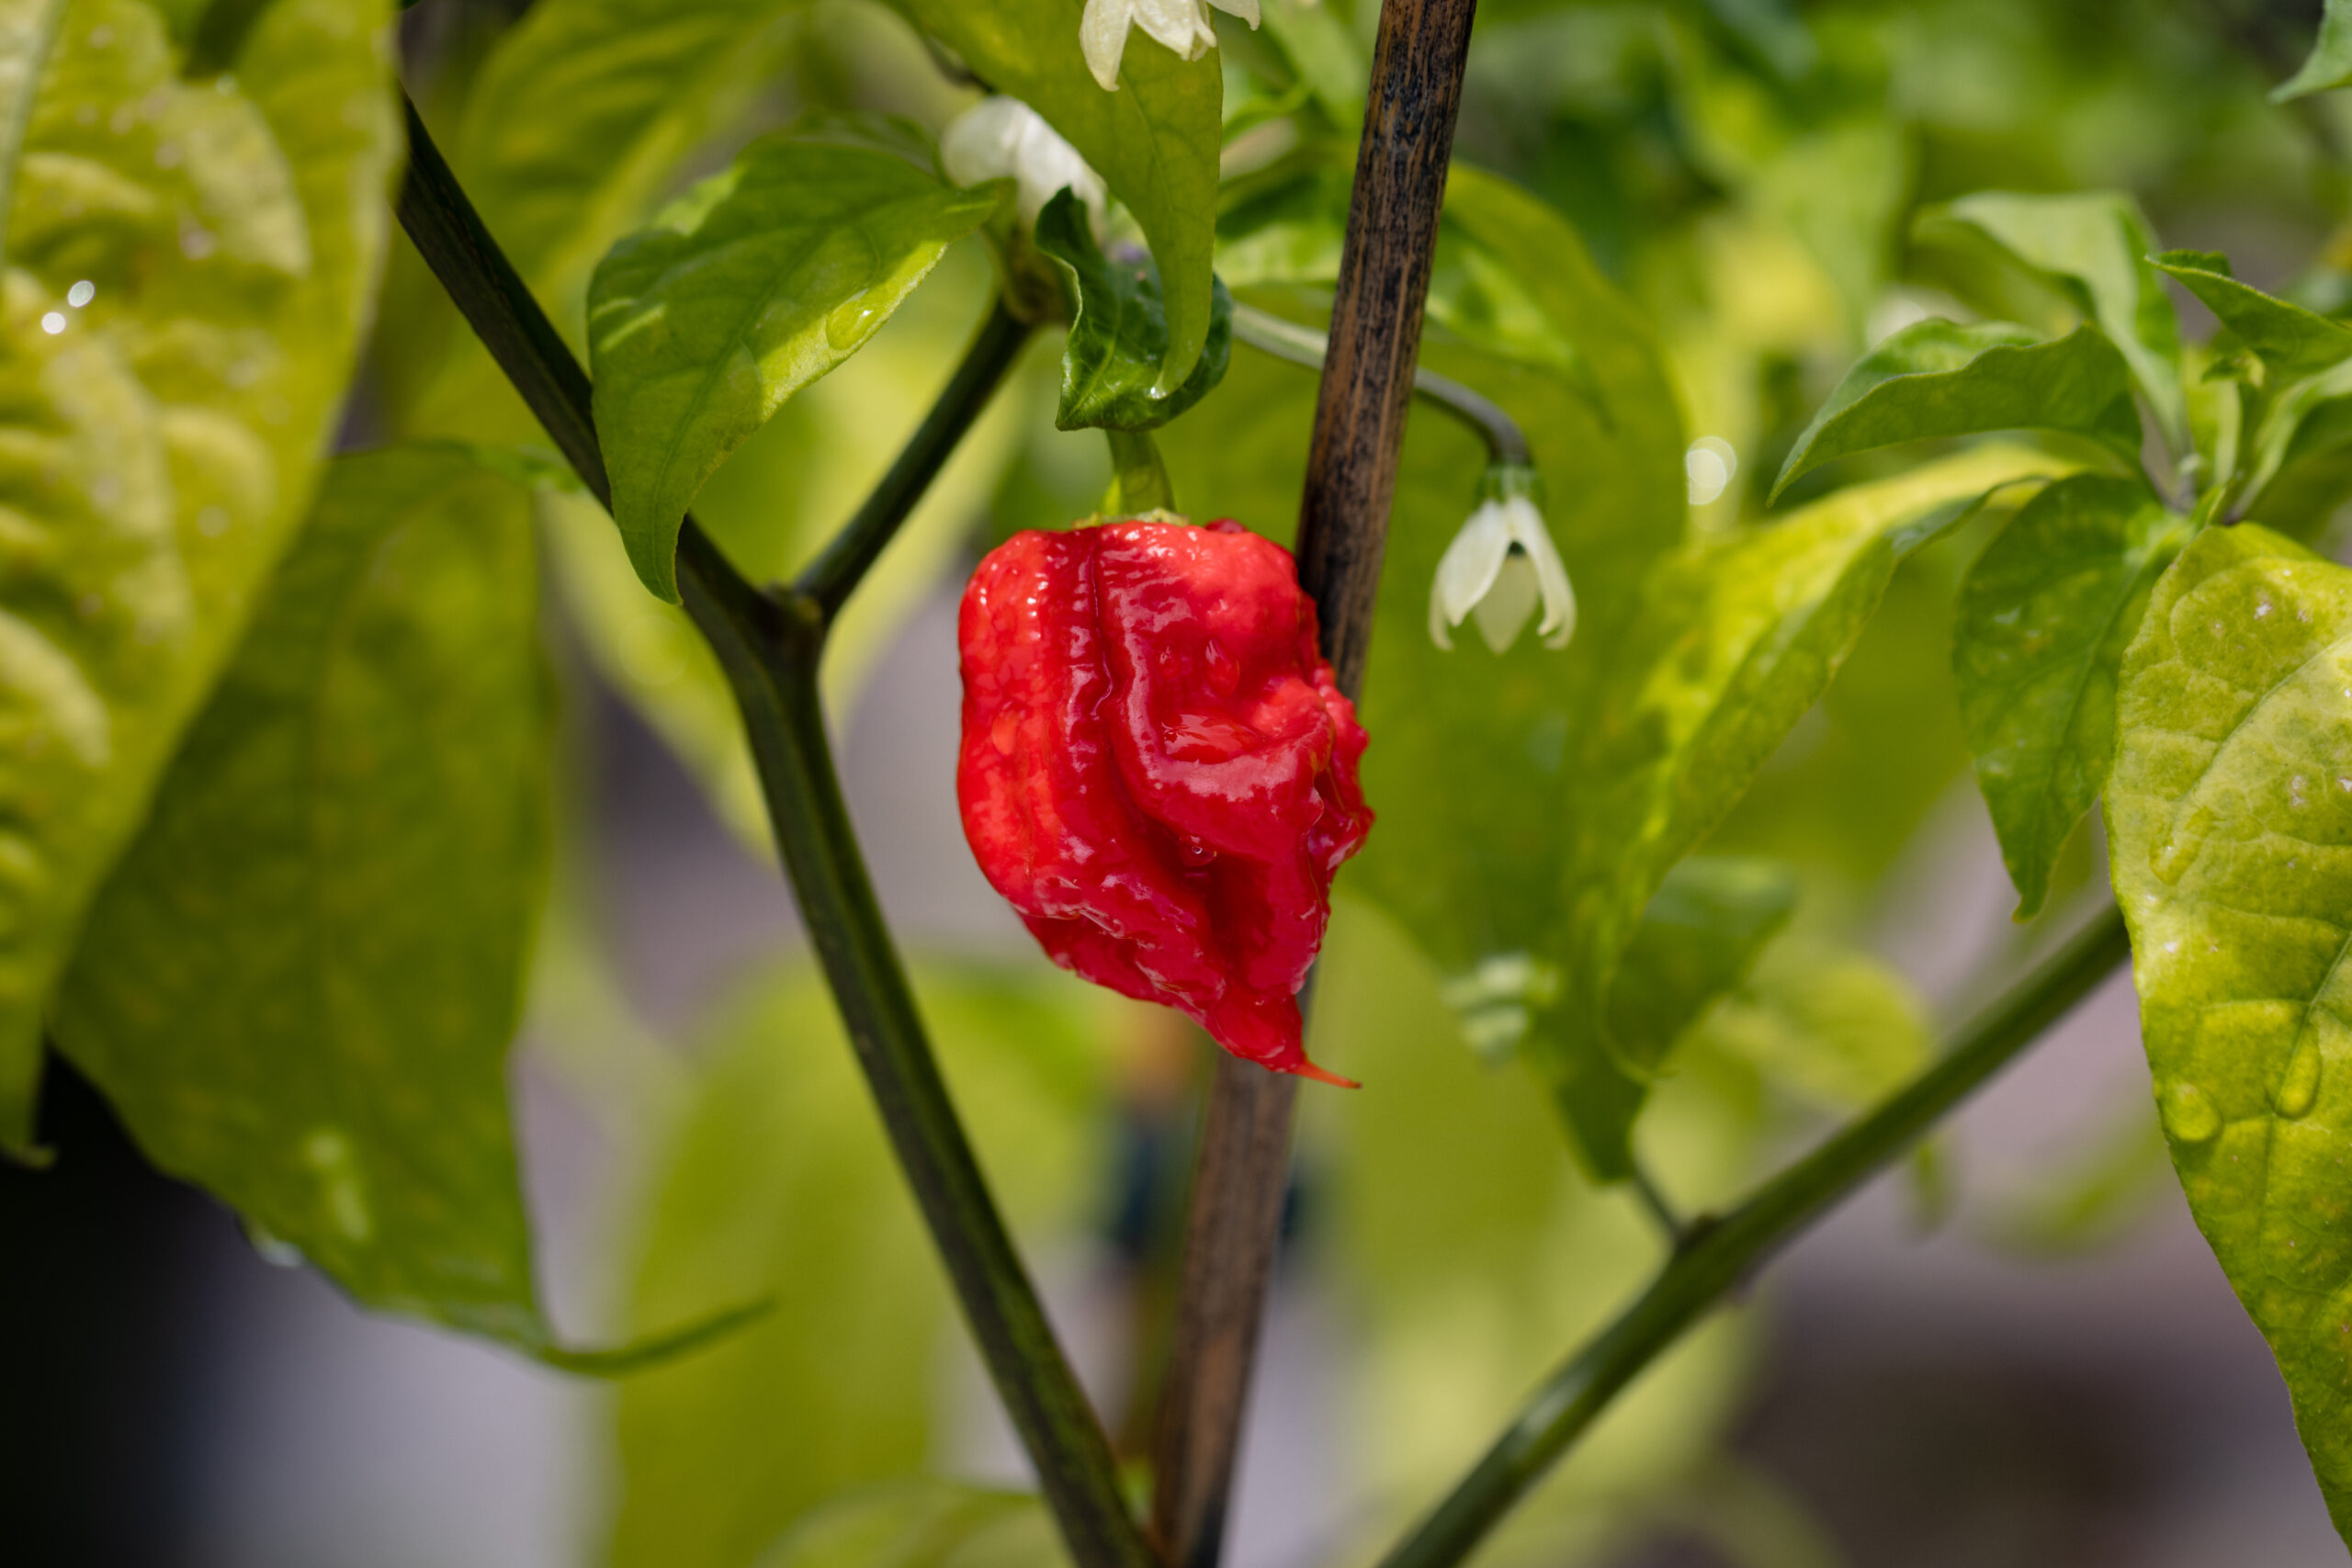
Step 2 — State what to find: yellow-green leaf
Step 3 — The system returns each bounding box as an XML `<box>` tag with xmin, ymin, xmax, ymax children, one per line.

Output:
<box><xmin>2105</xmin><ymin>521</ymin><xmax>2352</xmax><ymax>1546</ymax></box>
<box><xmin>0</xmin><ymin>0</ymin><xmax>396</xmax><ymax>1151</ymax></box>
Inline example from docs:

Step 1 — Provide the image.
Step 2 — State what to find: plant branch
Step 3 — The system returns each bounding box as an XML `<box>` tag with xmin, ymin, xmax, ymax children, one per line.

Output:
<box><xmin>1376</xmin><ymin>905</ymin><xmax>2132</xmax><ymax>1568</ymax></box>
<box><xmin>1149</xmin><ymin>6</ymin><xmax>1482</xmax><ymax>1568</ymax></box>
<box><xmin>392</xmin><ymin>91</ymin><xmax>1152</xmax><ymax>1568</ymax></box>
<box><xmin>798</xmin><ymin>299</ymin><xmax>1033</xmax><ymax>623</ymax></box>
<box><xmin>1230</xmin><ymin>301</ymin><xmax>1532</xmax><ymax>468</ymax></box>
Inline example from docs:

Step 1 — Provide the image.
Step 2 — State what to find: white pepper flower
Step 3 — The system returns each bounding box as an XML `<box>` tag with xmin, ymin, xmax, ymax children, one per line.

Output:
<box><xmin>1429</xmin><ymin>486</ymin><xmax>1576</xmax><ymax>654</ymax></box>
<box><xmin>1080</xmin><ymin>0</ymin><xmax>1261</xmax><ymax>92</ymax></box>
<box><xmin>939</xmin><ymin>96</ymin><xmax>1107</xmax><ymax>233</ymax></box>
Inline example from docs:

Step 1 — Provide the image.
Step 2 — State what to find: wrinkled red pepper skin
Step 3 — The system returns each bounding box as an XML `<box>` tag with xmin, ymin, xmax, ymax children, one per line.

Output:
<box><xmin>956</xmin><ymin>518</ymin><xmax>1372</xmax><ymax>1083</ymax></box>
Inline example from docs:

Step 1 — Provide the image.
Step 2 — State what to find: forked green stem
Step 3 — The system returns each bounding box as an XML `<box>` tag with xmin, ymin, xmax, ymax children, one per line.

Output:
<box><xmin>1377</xmin><ymin>906</ymin><xmax>2132</xmax><ymax>1568</ymax></box>
<box><xmin>392</xmin><ymin>93</ymin><xmax>1151</xmax><ymax>1568</ymax></box>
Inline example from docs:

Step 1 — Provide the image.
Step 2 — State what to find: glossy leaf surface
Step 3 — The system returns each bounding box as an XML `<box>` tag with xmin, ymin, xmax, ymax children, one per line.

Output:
<box><xmin>612</xmin><ymin>960</ymin><xmax>1113</xmax><ymax>1568</ymax></box>
<box><xmin>1919</xmin><ymin>191</ymin><xmax>2185</xmax><ymax>449</ymax></box>
<box><xmin>51</xmin><ymin>446</ymin><xmax>549</xmax><ymax>1338</ymax></box>
<box><xmin>587</xmin><ymin>130</ymin><xmax>1002</xmax><ymax>599</ymax></box>
<box><xmin>2104</xmin><ymin>522</ymin><xmax>2352</xmax><ymax>1544</ymax></box>
<box><xmin>1955</xmin><ymin>474</ymin><xmax>2190</xmax><ymax>919</ymax></box>
<box><xmin>2152</xmin><ymin>251</ymin><xmax>2352</xmax><ymax>384</ymax></box>
<box><xmin>0</xmin><ymin>0</ymin><xmax>395</xmax><ymax>1149</ymax></box>
<box><xmin>1547</xmin><ymin>446</ymin><xmax>2059</xmax><ymax>1177</ymax></box>
<box><xmin>753</xmin><ymin>1482</ymin><xmax>1061</xmax><ymax>1568</ymax></box>
<box><xmin>1035</xmin><ymin>186</ymin><xmax>1230</xmax><ymax>432</ymax></box>
<box><xmin>882</xmin><ymin>0</ymin><xmax>1222</xmax><ymax>392</ymax></box>
<box><xmin>1771</xmin><ymin>321</ymin><xmax>2141</xmax><ymax>501</ymax></box>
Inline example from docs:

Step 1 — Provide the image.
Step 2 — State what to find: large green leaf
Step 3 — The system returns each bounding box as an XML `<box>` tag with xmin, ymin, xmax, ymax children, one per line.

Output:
<box><xmin>881</xmin><ymin>0</ymin><xmax>1222</xmax><ymax>393</ymax></box>
<box><xmin>2103</xmin><ymin>521</ymin><xmax>2352</xmax><ymax>1545</ymax></box>
<box><xmin>0</xmin><ymin>0</ymin><xmax>396</xmax><ymax>1151</ymax></box>
<box><xmin>1770</xmin><ymin>321</ymin><xmax>2141</xmax><ymax>502</ymax></box>
<box><xmin>611</xmin><ymin>958</ymin><xmax>1114</xmax><ymax>1568</ymax></box>
<box><xmin>1917</xmin><ymin>191</ymin><xmax>2185</xmax><ymax>451</ymax></box>
<box><xmin>47</xmin><ymin>444</ymin><xmax>557</xmax><ymax>1337</ymax></box>
<box><xmin>1034</xmin><ymin>186</ymin><xmax>1230</xmax><ymax>432</ymax></box>
<box><xmin>755</xmin><ymin>1482</ymin><xmax>1062</xmax><ymax>1568</ymax></box>
<box><xmin>1953</xmin><ymin>474</ymin><xmax>2191</xmax><ymax>920</ymax></box>
<box><xmin>1545</xmin><ymin>446</ymin><xmax>2059</xmax><ymax>1178</ymax></box>
<box><xmin>586</xmin><ymin>129</ymin><xmax>1003</xmax><ymax>600</ymax></box>
<box><xmin>2275</xmin><ymin>0</ymin><xmax>2352</xmax><ymax>102</ymax></box>
<box><xmin>2152</xmin><ymin>251</ymin><xmax>2352</xmax><ymax>385</ymax></box>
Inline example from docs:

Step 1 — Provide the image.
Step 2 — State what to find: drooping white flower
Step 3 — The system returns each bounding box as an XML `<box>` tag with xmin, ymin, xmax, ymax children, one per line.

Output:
<box><xmin>1080</xmin><ymin>0</ymin><xmax>1261</xmax><ymax>92</ymax></box>
<box><xmin>1429</xmin><ymin>489</ymin><xmax>1576</xmax><ymax>654</ymax></box>
<box><xmin>940</xmin><ymin>96</ymin><xmax>1107</xmax><ymax>233</ymax></box>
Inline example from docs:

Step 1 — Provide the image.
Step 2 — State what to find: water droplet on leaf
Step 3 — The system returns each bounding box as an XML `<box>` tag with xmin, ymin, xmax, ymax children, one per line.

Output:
<box><xmin>2161</xmin><ymin>1079</ymin><xmax>2222</xmax><ymax>1144</ymax></box>
<box><xmin>824</xmin><ymin>297</ymin><xmax>883</xmax><ymax>352</ymax></box>
<box><xmin>2276</xmin><ymin>1039</ymin><xmax>2323</xmax><ymax>1119</ymax></box>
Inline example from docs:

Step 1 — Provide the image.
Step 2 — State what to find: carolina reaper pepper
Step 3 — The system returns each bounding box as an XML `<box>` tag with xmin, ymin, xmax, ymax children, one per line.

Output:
<box><xmin>956</xmin><ymin>517</ymin><xmax>1373</xmax><ymax>1084</ymax></box>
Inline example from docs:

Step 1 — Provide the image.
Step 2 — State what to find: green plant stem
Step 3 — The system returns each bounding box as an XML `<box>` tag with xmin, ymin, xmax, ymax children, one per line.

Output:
<box><xmin>798</xmin><ymin>299</ymin><xmax>1032</xmax><ymax>623</ymax></box>
<box><xmin>1379</xmin><ymin>905</ymin><xmax>2132</xmax><ymax>1568</ymax></box>
<box><xmin>391</xmin><ymin>91</ymin><xmax>1152</xmax><ymax>1568</ymax></box>
<box><xmin>1229</xmin><ymin>301</ymin><xmax>1532</xmax><ymax>468</ymax></box>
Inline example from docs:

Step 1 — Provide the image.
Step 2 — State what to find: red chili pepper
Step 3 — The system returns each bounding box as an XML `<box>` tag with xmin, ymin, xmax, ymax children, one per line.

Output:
<box><xmin>956</xmin><ymin>518</ymin><xmax>1373</xmax><ymax>1085</ymax></box>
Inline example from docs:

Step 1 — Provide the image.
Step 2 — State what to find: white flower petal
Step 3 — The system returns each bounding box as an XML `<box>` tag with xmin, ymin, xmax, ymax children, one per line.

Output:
<box><xmin>1470</xmin><ymin>555</ymin><xmax>1542</xmax><ymax>654</ymax></box>
<box><xmin>1499</xmin><ymin>496</ymin><xmax>1577</xmax><ymax>649</ymax></box>
<box><xmin>1132</xmin><ymin>0</ymin><xmax>1218</xmax><ymax>59</ymax></box>
<box><xmin>942</xmin><ymin>97</ymin><xmax>1108</xmax><ymax>233</ymax></box>
<box><xmin>1080</xmin><ymin>0</ymin><xmax>1133</xmax><ymax>89</ymax></box>
<box><xmin>1429</xmin><ymin>501</ymin><xmax>1514</xmax><ymax>649</ymax></box>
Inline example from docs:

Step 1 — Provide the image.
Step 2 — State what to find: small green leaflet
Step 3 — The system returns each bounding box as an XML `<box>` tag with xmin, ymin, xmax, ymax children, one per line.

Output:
<box><xmin>2154</xmin><ymin>251</ymin><xmax>2352</xmax><ymax>385</ymax></box>
<box><xmin>2104</xmin><ymin>522</ymin><xmax>2352</xmax><ymax>1547</ymax></box>
<box><xmin>1697</xmin><ymin>939</ymin><xmax>1934</xmax><ymax>1114</ymax></box>
<box><xmin>1770</xmin><ymin>321</ymin><xmax>2141</xmax><ymax>502</ymax></box>
<box><xmin>0</xmin><ymin>0</ymin><xmax>397</xmax><ymax>1153</ymax></box>
<box><xmin>2274</xmin><ymin>0</ymin><xmax>2352</xmax><ymax>101</ymax></box>
<box><xmin>1954</xmin><ymin>474</ymin><xmax>2191</xmax><ymax>920</ymax></box>
<box><xmin>1917</xmin><ymin>191</ymin><xmax>2185</xmax><ymax>451</ymax></box>
<box><xmin>881</xmin><ymin>0</ymin><xmax>1222</xmax><ymax>395</ymax></box>
<box><xmin>1035</xmin><ymin>186</ymin><xmax>1231</xmax><ymax>432</ymax></box>
<box><xmin>587</xmin><ymin>129</ymin><xmax>1004</xmax><ymax>600</ymax></box>
<box><xmin>1563</xmin><ymin>857</ymin><xmax>1797</xmax><ymax>1172</ymax></box>
<box><xmin>753</xmin><ymin>1482</ymin><xmax>1062</xmax><ymax>1568</ymax></box>
<box><xmin>1544</xmin><ymin>446</ymin><xmax>2056</xmax><ymax>1179</ymax></box>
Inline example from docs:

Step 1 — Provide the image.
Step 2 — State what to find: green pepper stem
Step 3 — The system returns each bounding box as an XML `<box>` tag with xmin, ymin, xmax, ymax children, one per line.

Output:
<box><xmin>1228</xmin><ymin>301</ymin><xmax>1533</xmax><ymax>469</ymax></box>
<box><xmin>392</xmin><ymin>92</ymin><xmax>1153</xmax><ymax>1568</ymax></box>
<box><xmin>1375</xmin><ymin>906</ymin><xmax>2132</xmax><ymax>1568</ymax></box>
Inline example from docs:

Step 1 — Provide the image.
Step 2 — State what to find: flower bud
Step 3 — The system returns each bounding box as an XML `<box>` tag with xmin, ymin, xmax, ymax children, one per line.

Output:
<box><xmin>939</xmin><ymin>96</ymin><xmax>1106</xmax><ymax>234</ymax></box>
<box><xmin>1429</xmin><ymin>469</ymin><xmax>1576</xmax><ymax>654</ymax></box>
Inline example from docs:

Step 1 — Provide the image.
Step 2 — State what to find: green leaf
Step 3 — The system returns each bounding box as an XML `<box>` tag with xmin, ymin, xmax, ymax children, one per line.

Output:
<box><xmin>2275</xmin><ymin>0</ymin><xmax>2352</xmax><ymax>101</ymax></box>
<box><xmin>2152</xmin><ymin>251</ymin><xmax>2352</xmax><ymax>384</ymax></box>
<box><xmin>0</xmin><ymin>0</ymin><xmax>397</xmax><ymax>1151</ymax></box>
<box><xmin>586</xmin><ymin>130</ymin><xmax>1002</xmax><ymax>601</ymax></box>
<box><xmin>1953</xmin><ymin>474</ymin><xmax>2191</xmax><ymax>920</ymax></box>
<box><xmin>1917</xmin><ymin>191</ymin><xmax>2186</xmax><ymax>451</ymax></box>
<box><xmin>1544</xmin><ymin>446</ymin><xmax>2059</xmax><ymax>1178</ymax></box>
<box><xmin>882</xmin><ymin>0</ymin><xmax>1222</xmax><ymax>393</ymax></box>
<box><xmin>754</xmin><ymin>1482</ymin><xmax>1062</xmax><ymax>1568</ymax></box>
<box><xmin>611</xmin><ymin>958</ymin><xmax>1114</xmax><ymax>1568</ymax></box>
<box><xmin>2102</xmin><ymin>520</ymin><xmax>2352</xmax><ymax>1545</ymax></box>
<box><xmin>1261</xmin><ymin>0</ymin><xmax>1365</xmax><ymax>133</ymax></box>
<box><xmin>1035</xmin><ymin>186</ymin><xmax>1231</xmax><ymax>432</ymax></box>
<box><xmin>49</xmin><ymin>445</ymin><xmax>550</xmax><ymax>1337</ymax></box>
<box><xmin>1770</xmin><ymin>321</ymin><xmax>2142</xmax><ymax>502</ymax></box>
<box><xmin>1563</xmin><ymin>857</ymin><xmax>1797</xmax><ymax>1171</ymax></box>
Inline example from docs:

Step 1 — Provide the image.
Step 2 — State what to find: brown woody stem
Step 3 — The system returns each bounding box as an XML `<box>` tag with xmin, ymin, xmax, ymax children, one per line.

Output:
<box><xmin>1148</xmin><ymin>6</ymin><xmax>1482</xmax><ymax>1566</ymax></box>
